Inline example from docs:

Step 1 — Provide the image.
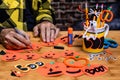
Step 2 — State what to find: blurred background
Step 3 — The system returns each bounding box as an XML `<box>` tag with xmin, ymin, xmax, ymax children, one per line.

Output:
<box><xmin>51</xmin><ymin>0</ymin><xmax>120</xmax><ymax>30</ymax></box>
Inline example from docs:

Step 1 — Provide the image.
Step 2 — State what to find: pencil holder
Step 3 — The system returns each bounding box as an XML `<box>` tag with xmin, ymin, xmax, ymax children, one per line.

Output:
<box><xmin>82</xmin><ymin>21</ymin><xmax>109</xmax><ymax>53</ymax></box>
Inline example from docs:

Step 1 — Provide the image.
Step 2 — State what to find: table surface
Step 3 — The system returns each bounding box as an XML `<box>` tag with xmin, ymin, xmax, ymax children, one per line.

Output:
<box><xmin>0</xmin><ymin>31</ymin><xmax>120</xmax><ymax>80</ymax></box>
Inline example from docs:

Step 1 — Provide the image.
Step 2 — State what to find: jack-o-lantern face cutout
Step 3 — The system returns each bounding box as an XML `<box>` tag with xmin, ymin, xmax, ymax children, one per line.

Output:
<box><xmin>41</xmin><ymin>51</ymin><xmax>60</xmax><ymax>59</ymax></box>
<box><xmin>11</xmin><ymin>70</ymin><xmax>25</xmax><ymax>77</ymax></box>
<box><xmin>64</xmin><ymin>56</ymin><xmax>89</xmax><ymax>68</ymax></box>
<box><xmin>41</xmin><ymin>42</ymin><xmax>58</xmax><ymax>47</ymax></box>
<box><xmin>6</xmin><ymin>43</ymin><xmax>42</xmax><ymax>53</ymax></box>
<box><xmin>1</xmin><ymin>53</ymin><xmax>21</xmax><ymax>61</ymax></box>
<box><xmin>56</xmin><ymin>35</ymin><xmax>68</xmax><ymax>44</ymax></box>
<box><xmin>37</xmin><ymin>62</ymin><xmax>66</xmax><ymax>76</ymax></box>
<box><xmin>21</xmin><ymin>53</ymin><xmax>40</xmax><ymax>60</ymax></box>
<box><xmin>61</xmin><ymin>50</ymin><xmax>80</xmax><ymax>58</ymax></box>
<box><xmin>63</xmin><ymin>66</ymin><xmax>84</xmax><ymax>77</ymax></box>
<box><xmin>83</xmin><ymin>64</ymin><xmax>108</xmax><ymax>77</ymax></box>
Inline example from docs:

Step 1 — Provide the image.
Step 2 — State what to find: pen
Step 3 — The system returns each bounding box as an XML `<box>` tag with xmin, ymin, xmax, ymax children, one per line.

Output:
<box><xmin>68</xmin><ymin>27</ymin><xmax>73</xmax><ymax>47</ymax></box>
<box><xmin>85</xmin><ymin>2</ymin><xmax>89</xmax><ymax>27</ymax></box>
<box><xmin>14</xmin><ymin>27</ymin><xmax>33</xmax><ymax>49</ymax></box>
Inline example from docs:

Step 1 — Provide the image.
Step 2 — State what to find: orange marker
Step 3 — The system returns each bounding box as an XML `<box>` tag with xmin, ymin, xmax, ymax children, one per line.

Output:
<box><xmin>68</xmin><ymin>27</ymin><xmax>73</xmax><ymax>47</ymax></box>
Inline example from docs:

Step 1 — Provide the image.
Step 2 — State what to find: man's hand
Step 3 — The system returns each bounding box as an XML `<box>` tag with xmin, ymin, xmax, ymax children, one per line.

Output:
<box><xmin>33</xmin><ymin>21</ymin><xmax>59</xmax><ymax>42</ymax></box>
<box><xmin>0</xmin><ymin>28</ymin><xmax>31</xmax><ymax>50</ymax></box>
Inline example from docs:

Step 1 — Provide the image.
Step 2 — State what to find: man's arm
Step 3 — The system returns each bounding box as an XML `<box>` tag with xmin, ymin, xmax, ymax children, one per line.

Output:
<box><xmin>33</xmin><ymin>0</ymin><xmax>59</xmax><ymax>42</ymax></box>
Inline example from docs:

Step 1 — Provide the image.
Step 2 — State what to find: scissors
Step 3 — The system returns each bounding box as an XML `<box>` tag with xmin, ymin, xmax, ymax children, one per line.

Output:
<box><xmin>100</xmin><ymin>10</ymin><xmax>113</xmax><ymax>22</ymax></box>
<box><xmin>104</xmin><ymin>38</ymin><xmax>118</xmax><ymax>49</ymax></box>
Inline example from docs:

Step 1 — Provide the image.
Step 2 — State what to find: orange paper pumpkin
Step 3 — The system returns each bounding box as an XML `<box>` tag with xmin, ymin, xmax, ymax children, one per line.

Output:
<box><xmin>83</xmin><ymin>64</ymin><xmax>108</xmax><ymax>77</ymax></box>
<box><xmin>64</xmin><ymin>56</ymin><xmax>89</xmax><ymax>68</ymax></box>
<box><xmin>63</xmin><ymin>67</ymin><xmax>84</xmax><ymax>77</ymax></box>
<box><xmin>1</xmin><ymin>53</ymin><xmax>21</xmax><ymax>61</ymax></box>
<box><xmin>40</xmin><ymin>42</ymin><xmax>58</xmax><ymax>47</ymax></box>
<box><xmin>56</xmin><ymin>35</ymin><xmax>68</xmax><ymax>44</ymax></box>
<box><xmin>37</xmin><ymin>62</ymin><xmax>66</xmax><ymax>76</ymax></box>
<box><xmin>21</xmin><ymin>53</ymin><xmax>40</xmax><ymax>60</ymax></box>
<box><xmin>6</xmin><ymin>43</ymin><xmax>42</xmax><ymax>53</ymax></box>
<box><xmin>41</xmin><ymin>51</ymin><xmax>60</xmax><ymax>59</ymax></box>
<box><xmin>61</xmin><ymin>50</ymin><xmax>80</xmax><ymax>58</ymax></box>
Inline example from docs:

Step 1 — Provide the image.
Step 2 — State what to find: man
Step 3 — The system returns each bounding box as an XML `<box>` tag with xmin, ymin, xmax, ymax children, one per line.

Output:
<box><xmin>0</xmin><ymin>0</ymin><xmax>59</xmax><ymax>49</ymax></box>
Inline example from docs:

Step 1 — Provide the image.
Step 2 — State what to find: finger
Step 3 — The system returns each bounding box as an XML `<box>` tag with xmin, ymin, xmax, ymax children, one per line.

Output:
<box><xmin>5</xmin><ymin>35</ymin><xmax>27</xmax><ymax>48</ymax></box>
<box><xmin>19</xmin><ymin>30</ymin><xmax>30</xmax><ymax>40</ymax></box>
<box><xmin>54</xmin><ymin>28</ymin><xmax>60</xmax><ymax>38</ymax></box>
<box><xmin>46</xmin><ymin>26</ymin><xmax>51</xmax><ymax>42</ymax></box>
<box><xmin>4</xmin><ymin>40</ymin><xmax>21</xmax><ymax>50</ymax></box>
<box><xmin>13</xmin><ymin>33</ymin><xmax>31</xmax><ymax>46</ymax></box>
<box><xmin>50</xmin><ymin>29</ymin><xmax>55</xmax><ymax>42</ymax></box>
<box><xmin>41</xmin><ymin>25</ymin><xmax>46</xmax><ymax>42</ymax></box>
<box><xmin>33</xmin><ymin>25</ymin><xmax>39</xmax><ymax>37</ymax></box>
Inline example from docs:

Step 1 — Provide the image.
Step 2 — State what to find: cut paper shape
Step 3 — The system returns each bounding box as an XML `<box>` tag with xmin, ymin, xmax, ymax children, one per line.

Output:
<box><xmin>35</xmin><ymin>62</ymin><xmax>44</xmax><ymax>66</ymax></box>
<box><xmin>1</xmin><ymin>53</ymin><xmax>21</xmax><ymax>61</ymax></box>
<box><xmin>21</xmin><ymin>53</ymin><xmax>40</xmax><ymax>60</ymax></box>
<box><xmin>6</xmin><ymin>43</ymin><xmax>42</xmax><ymax>53</ymax></box>
<box><xmin>40</xmin><ymin>41</ymin><xmax>58</xmax><ymax>47</ymax></box>
<box><xmin>64</xmin><ymin>56</ymin><xmax>89</xmax><ymax>68</ymax></box>
<box><xmin>41</xmin><ymin>51</ymin><xmax>60</xmax><ymax>59</ymax></box>
<box><xmin>26</xmin><ymin>64</ymin><xmax>39</xmax><ymax>70</ymax></box>
<box><xmin>61</xmin><ymin>50</ymin><xmax>80</xmax><ymax>58</ymax></box>
<box><xmin>55</xmin><ymin>35</ymin><xmax>68</xmax><ymax>44</ymax></box>
<box><xmin>63</xmin><ymin>67</ymin><xmax>84</xmax><ymax>77</ymax></box>
<box><xmin>15</xmin><ymin>64</ymin><xmax>30</xmax><ymax>72</ymax></box>
<box><xmin>37</xmin><ymin>62</ymin><xmax>66</xmax><ymax>76</ymax></box>
<box><xmin>83</xmin><ymin>64</ymin><xmax>108</xmax><ymax>77</ymax></box>
<box><xmin>11</xmin><ymin>70</ymin><xmax>25</xmax><ymax>77</ymax></box>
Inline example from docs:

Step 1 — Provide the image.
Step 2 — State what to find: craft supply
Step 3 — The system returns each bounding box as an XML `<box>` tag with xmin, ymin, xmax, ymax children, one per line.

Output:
<box><xmin>83</xmin><ymin>64</ymin><xmax>108</xmax><ymax>77</ymax></box>
<box><xmin>35</xmin><ymin>62</ymin><xmax>44</xmax><ymax>66</ymax></box>
<box><xmin>85</xmin><ymin>2</ymin><xmax>89</xmax><ymax>27</ymax></box>
<box><xmin>68</xmin><ymin>27</ymin><xmax>73</xmax><ymax>47</ymax></box>
<box><xmin>0</xmin><ymin>50</ymin><xmax>6</xmax><ymax>55</ymax></box>
<box><xmin>63</xmin><ymin>56</ymin><xmax>89</xmax><ymax>68</ymax></box>
<box><xmin>37</xmin><ymin>62</ymin><xmax>66</xmax><ymax>76</ymax></box>
<box><xmin>11</xmin><ymin>70</ymin><xmax>24</xmax><ymax>77</ymax></box>
<box><xmin>100</xmin><ymin>6</ymin><xmax>113</xmax><ymax>27</ymax></box>
<box><xmin>26</xmin><ymin>64</ymin><xmax>38</xmax><ymax>69</ymax></box>
<box><xmin>54</xmin><ymin>46</ymin><xmax>64</xmax><ymax>49</ymax></box>
<box><xmin>104</xmin><ymin>38</ymin><xmax>118</xmax><ymax>49</ymax></box>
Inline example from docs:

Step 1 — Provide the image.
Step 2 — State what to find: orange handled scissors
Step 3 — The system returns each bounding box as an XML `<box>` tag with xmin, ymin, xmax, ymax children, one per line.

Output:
<box><xmin>100</xmin><ymin>10</ymin><xmax>113</xmax><ymax>22</ymax></box>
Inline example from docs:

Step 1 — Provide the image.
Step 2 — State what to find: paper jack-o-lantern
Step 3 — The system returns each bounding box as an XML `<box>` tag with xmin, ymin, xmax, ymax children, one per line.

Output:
<box><xmin>61</xmin><ymin>50</ymin><xmax>80</xmax><ymax>58</ymax></box>
<box><xmin>6</xmin><ymin>43</ymin><xmax>42</xmax><ymax>53</ymax></box>
<box><xmin>55</xmin><ymin>35</ymin><xmax>68</xmax><ymax>44</ymax></box>
<box><xmin>41</xmin><ymin>51</ymin><xmax>60</xmax><ymax>59</ymax></box>
<box><xmin>37</xmin><ymin>62</ymin><xmax>66</xmax><ymax>76</ymax></box>
<box><xmin>1</xmin><ymin>53</ymin><xmax>21</xmax><ymax>61</ymax></box>
<box><xmin>21</xmin><ymin>53</ymin><xmax>40</xmax><ymax>60</ymax></box>
<box><xmin>83</xmin><ymin>64</ymin><xmax>108</xmax><ymax>77</ymax></box>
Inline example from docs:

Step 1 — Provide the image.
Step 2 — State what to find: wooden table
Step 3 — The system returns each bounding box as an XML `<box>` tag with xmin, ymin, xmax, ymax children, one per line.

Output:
<box><xmin>0</xmin><ymin>31</ymin><xmax>120</xmax><ymax>80</ymax></box>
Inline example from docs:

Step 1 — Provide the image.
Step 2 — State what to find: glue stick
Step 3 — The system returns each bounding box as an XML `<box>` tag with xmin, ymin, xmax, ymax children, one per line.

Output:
<box><xmin>68</xmin><ymin>27</ymin><xmax>73</xmax><ymax>47</ymax></box>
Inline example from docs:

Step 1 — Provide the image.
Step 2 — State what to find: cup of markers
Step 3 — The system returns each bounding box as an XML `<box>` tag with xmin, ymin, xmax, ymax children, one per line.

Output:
<box><xmin>82</xmin><ymin>3</ymin><xmax>113</xmax><ymax>53</ymax></box>
<box><xmin>82</xmin><ymin>21</ymin><xmax>109</xmax><ymax>53</ymax></box>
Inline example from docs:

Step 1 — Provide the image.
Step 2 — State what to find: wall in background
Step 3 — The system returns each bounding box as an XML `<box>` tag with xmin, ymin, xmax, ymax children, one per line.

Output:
<box><xmin>51</xmin><ymin>0</ymin><xmax>119</xmax><ymax>30</ymax></box>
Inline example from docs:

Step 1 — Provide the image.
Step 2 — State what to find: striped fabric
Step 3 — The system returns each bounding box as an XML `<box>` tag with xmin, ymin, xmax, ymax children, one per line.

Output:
<box><xmin>0</xmin><ymin>0</ymin><xmax>55</xmax><ymax>31</ymax></box>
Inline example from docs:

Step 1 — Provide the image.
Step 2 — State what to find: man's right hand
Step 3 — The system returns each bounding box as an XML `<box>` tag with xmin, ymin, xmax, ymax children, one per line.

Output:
<box><xmin>0</xmin><ymin>28</ymin><xmax>31</xmax><ymax>50</ymax></box>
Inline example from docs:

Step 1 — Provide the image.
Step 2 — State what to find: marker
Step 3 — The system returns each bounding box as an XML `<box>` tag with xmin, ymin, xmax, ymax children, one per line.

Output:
<box><xmin>68</xmin><ymin>27</ymin><xmax>73</xmax><ymax>47</ymax></box>
<box><xmin>85</xmin><ymin>2</ymin><xmax>89</xmax><ymax>27</ymax></box>
<box><xmin>14</xmin><ymin>27</ymin><xmax>32</xmax><ymax>49</ymax></box>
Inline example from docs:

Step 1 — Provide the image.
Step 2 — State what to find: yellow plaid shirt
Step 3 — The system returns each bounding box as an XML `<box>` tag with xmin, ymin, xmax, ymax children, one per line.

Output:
<box><xmin>0</xmin><ymin>0</ymin><xmax>54</xmax><ymax>31</ymax></box>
